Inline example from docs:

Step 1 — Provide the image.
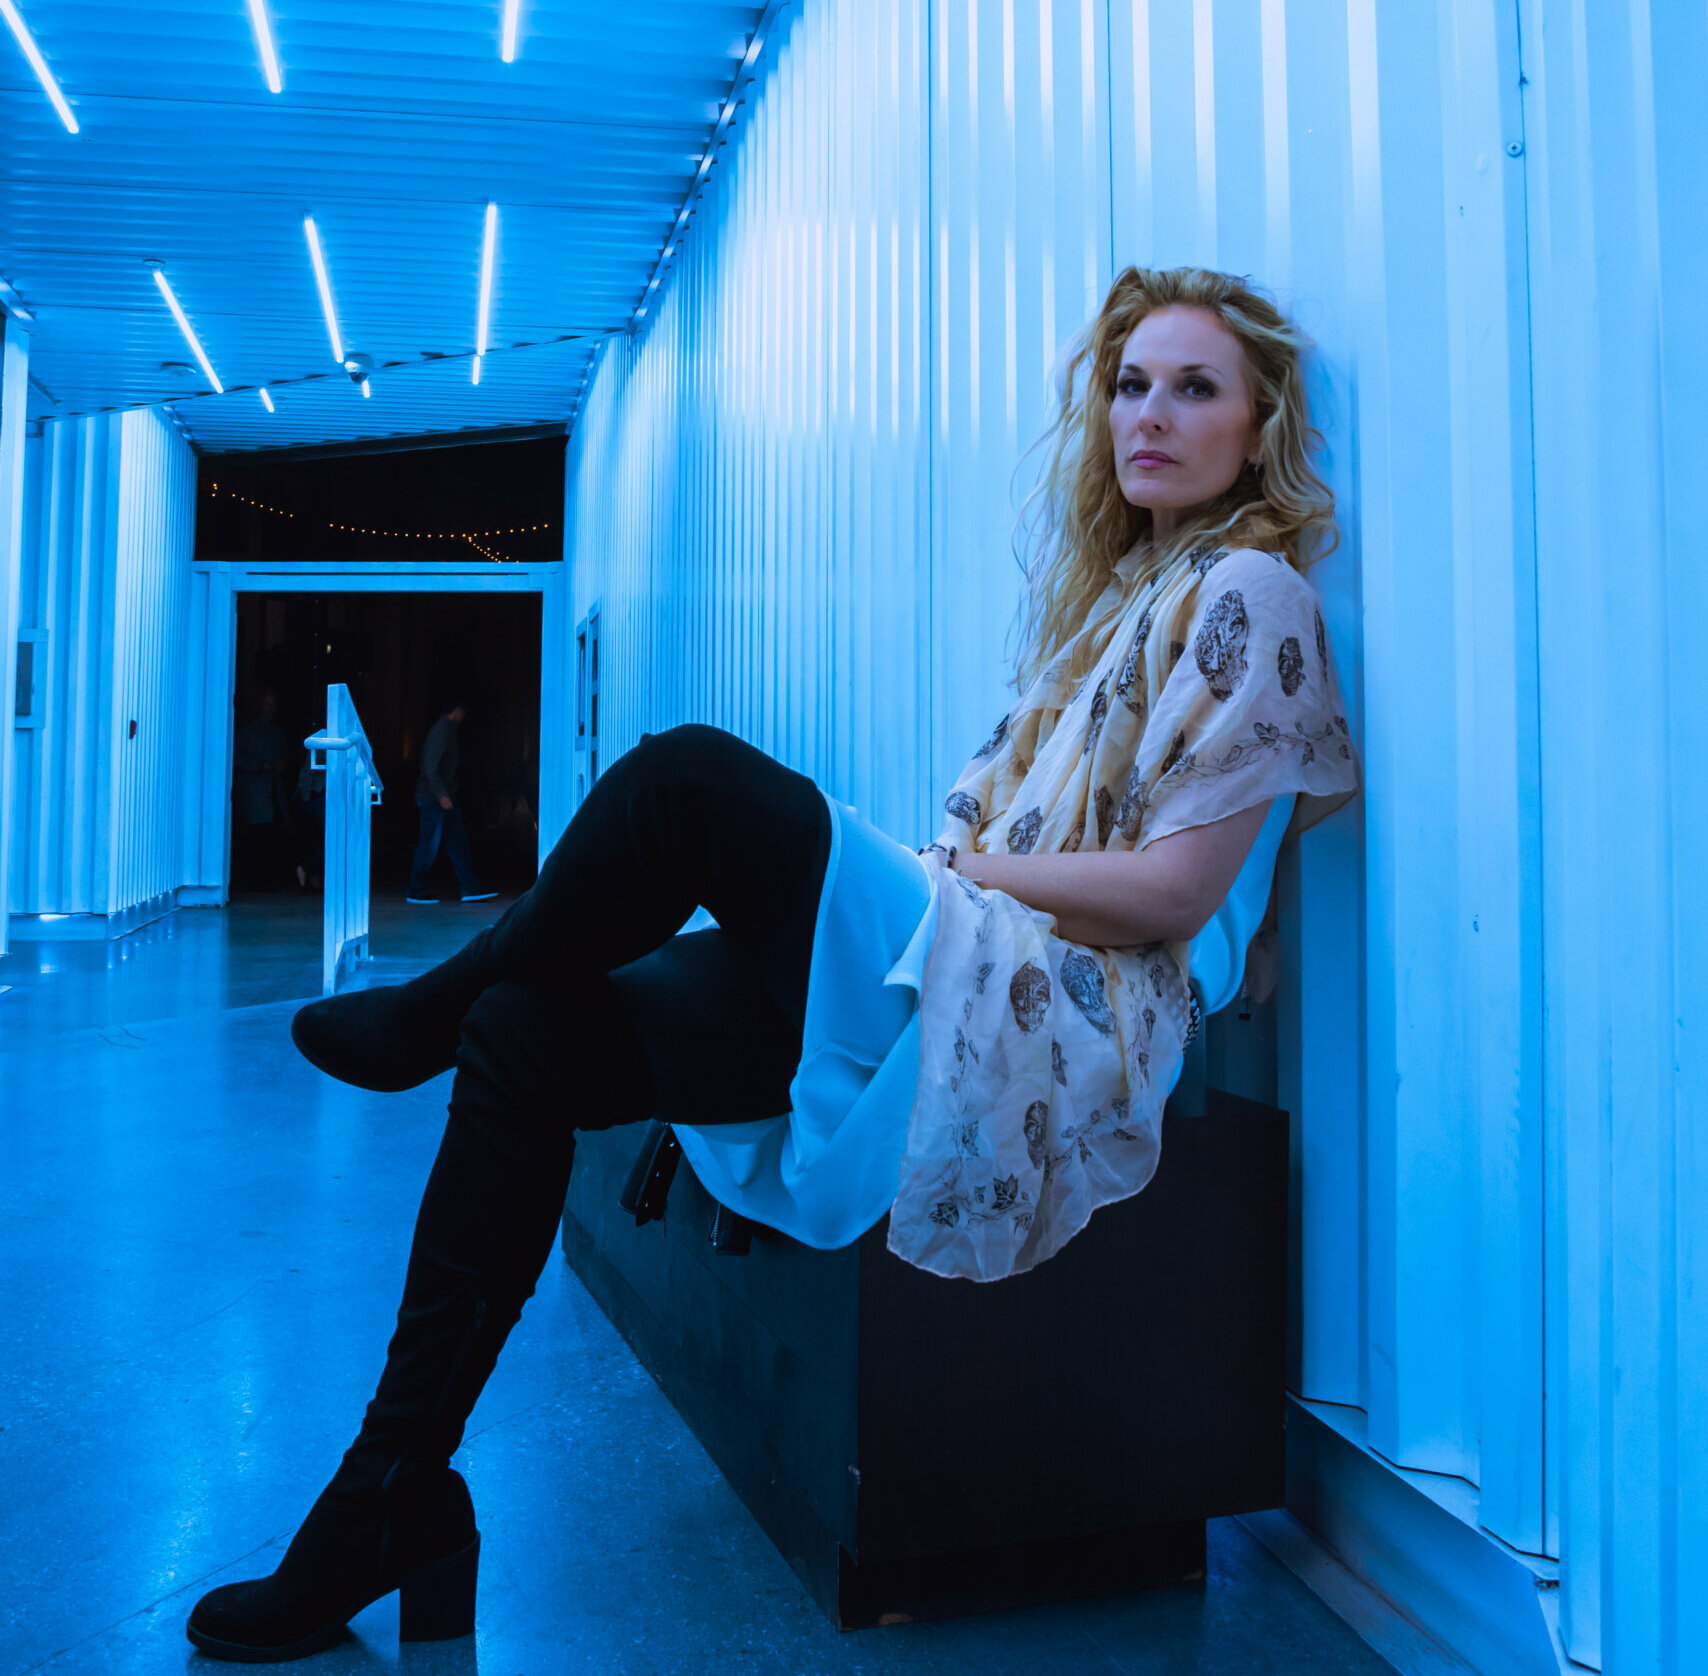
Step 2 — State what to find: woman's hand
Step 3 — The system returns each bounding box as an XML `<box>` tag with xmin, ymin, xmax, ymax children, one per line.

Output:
<box><xmin>951</xmin><ymin>800</ymin><xmax>1273</xmax><ymax>947</ymax></box>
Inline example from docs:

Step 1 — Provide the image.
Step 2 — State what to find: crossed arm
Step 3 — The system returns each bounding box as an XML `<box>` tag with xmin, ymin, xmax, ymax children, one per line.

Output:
<box><xmin>944</xmin><ymin>799</ymin><xmax>1274</xmax><ymax>949</ymax></box>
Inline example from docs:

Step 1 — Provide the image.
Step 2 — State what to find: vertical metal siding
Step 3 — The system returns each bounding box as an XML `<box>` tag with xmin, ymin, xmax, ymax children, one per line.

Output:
<box><xmin>927</xmin><ymin>0</ymin><xmax>1112</xmax><ymax>813</ymax></box>
<box><xmin>563</xmin><ymin>2</ymin><xmax>1699</xmax><ymax>1667</ymax></box>
<box><xmin>1110</xmin><ymin>0</ymin><xmax>1551</xmax><ymax>1567</ymax></box>
<box><xmin>0</xmin><ymin>312</ymin><xmax>29</xmax><ymax>959</ymax></box>
<box><xmin>9</xmin><ymin>408</ymin><xmax>196</xmax><ymax>919</ymax></box>
<box><xmin>112</xmin><ymin>408</ymin><xmax>196</xmax><ymax>908</ymax></box>
<box><xmin>1521</xmin><ymin>0</ymin><xmax>1706</xmax><ymax>1665</ymax></box>
<box><xmin>564</xmin><ymin>0</ymin><xmax>932</xmax><ymax>844</ymax></box>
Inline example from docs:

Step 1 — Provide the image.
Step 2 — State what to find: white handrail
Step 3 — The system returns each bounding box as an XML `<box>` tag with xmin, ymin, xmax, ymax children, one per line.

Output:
<box><xmin>308</xmin><ymin>684</ymin><xmax>384</xmax><ymax>995</ymax></box>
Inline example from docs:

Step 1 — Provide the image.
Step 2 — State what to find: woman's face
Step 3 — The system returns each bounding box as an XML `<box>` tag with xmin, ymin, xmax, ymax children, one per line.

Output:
<box><xmin>1108</xmin><ymin>305</ymin><xmax>1260</xmax><ymax>537</ymax></box>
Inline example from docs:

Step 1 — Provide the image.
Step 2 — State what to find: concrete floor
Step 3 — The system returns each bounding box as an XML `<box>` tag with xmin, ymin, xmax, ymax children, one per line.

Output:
<box><xmin>0</xmin><ymin>895</ymin><xmax>1397</xmax><ymax>1676</ymax></box>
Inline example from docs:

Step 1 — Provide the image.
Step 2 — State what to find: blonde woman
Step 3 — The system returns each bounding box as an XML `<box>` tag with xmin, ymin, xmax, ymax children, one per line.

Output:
<box><xmin>187</xmin><ymin>267</ymin><xmax>1359</xmax><ymax>1660</ymax></box>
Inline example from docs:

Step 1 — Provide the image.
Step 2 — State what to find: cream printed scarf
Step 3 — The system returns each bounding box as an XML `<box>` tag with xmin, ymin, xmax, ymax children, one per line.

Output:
<box><xmin>888</xmin><ymin>544</ymin><xmax>1361</xmax><ymax>1282</ymax></box>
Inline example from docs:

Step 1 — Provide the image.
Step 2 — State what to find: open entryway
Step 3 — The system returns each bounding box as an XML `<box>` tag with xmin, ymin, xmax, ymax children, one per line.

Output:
<box><xmin>184</xmin><ymin>431</ymin><xmax>573</xmax><ymax>913</ymax></box>
<box><xmin>229</xmin><ymin>590</ymin><xmax>544</xmax><ymax>900</ymax></box>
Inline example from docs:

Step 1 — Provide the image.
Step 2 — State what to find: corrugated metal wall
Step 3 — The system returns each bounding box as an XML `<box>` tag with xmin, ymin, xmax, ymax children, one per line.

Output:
<box><xmin>565</xmin><ymin>0</ymin><xmax>933</xmax><ymax>842</ymax></box>
<box><xmin>564</xmin><ymin>1</ymin><xmax>1704</xmax><ymax>1669</ymax></box>
<box><xmin>0</xmin><ymin>310</ymin><xmax>29</xmax><ymax>958</ymax></box>
<box><xmin>1522</xmin><ymin>0</ymin><xmax>1707</xmax><ymax>1667</ymax></box>
<box><xmin>9</xmin><ymin>407</ymin><xmax>196</xmax><ymax>918</ymax></box>
<box><xmin>112</xmin><ymin>408</ymin><xmax>197</xmax><ymax>904</ymax></box>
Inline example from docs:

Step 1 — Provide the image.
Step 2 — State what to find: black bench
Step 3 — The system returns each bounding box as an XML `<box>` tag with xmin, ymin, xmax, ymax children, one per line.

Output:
<box><xmin>559</xmin><ymin>1088</ymin><xmax>1287</xmax><ymax>1628</ymax></box>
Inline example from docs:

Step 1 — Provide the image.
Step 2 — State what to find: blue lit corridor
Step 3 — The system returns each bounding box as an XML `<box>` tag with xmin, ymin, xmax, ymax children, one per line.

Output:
<box><xmin>5</xmin><ymin>0</ymin><xmax>1703</xmax><ymax>1669</ymax></box>
<box><xmin>0</xmin><ymin>905</ymin><xmax>1396</xmax><ymax>1675</ymax></box>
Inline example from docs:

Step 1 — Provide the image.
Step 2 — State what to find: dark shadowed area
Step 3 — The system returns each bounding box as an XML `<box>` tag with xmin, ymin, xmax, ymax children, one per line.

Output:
<box><xmin>194</xmin><ymin>435</ymin><xmax>564</xmax><ymax>566</ymax></box>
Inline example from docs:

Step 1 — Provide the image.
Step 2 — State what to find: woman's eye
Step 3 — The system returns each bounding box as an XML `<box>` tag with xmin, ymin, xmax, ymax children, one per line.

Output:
<box><xmin>1116</xmin><ymin>377</ymin><xmax>1145</xmax><ymax>397</ymax></box>
<box><xmin>1183</xmin><ymin>378</ymin><xmax>1216</xmax><ymax>398</ymax></box>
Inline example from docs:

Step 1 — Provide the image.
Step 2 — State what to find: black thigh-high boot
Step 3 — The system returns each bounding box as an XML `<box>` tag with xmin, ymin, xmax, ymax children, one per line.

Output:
<box><xmin>188</xmin><ymin>976</ymin><xmax>639</xmax><ymax>1661</ymax></box>
<box><xmin>291</xmin><ymin>724</ymin><xmax>829</xmax><ymax>1091</ymax></box>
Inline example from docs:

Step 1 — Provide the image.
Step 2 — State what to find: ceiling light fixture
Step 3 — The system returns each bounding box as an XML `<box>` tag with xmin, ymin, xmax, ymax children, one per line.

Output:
<box><xmin>303</xmin><ymin>216</ymin><xmax>344</xmax><ymax>363</ymax></box>
<box><xmin>245</xmin><ymin>0</ymin><xmax>283</xmax><ymax>94</ymax></box>
<box><xmin>500</xmin><ymin>0</ymin><xmax>519</xmax><ymax>62</ymax></box>
<box><xmin>258</xmin><ymin>387</ymin><xmax>275</xmax><ymax>412</ymax></box>
<box><xmin>471</xmin><ymin>355</ymin><xmax>483</xmax><ymax>386</ymax></box>
<box><xmin>360</xmin><ymin>379</ymin><xmax>371</xmax><ymax>398</ymax></box>
<box><xmin>0</xmin><ymin>0</ymin><xmax>79</xmax><ymax>133</ymax></box>
<box><xmin>149</xmin><ymin>267</ymin><xmax>224</xmax><ymax>393</ymax></box>
<box><xmin>473</xmin><ymin>201</ymin><xmax>497</xmax><ymax>385</ymax></box>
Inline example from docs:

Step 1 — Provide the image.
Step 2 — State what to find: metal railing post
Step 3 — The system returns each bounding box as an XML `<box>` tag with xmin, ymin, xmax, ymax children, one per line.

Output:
<box><xmin>305</xmin><ymin>683</ymin><xmax>384</xmax><ymax>996</ymax></box>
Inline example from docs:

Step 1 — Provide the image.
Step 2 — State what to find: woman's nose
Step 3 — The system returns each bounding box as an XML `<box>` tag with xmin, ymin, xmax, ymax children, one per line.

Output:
<box><xmin>1133</xmin><ymin>386</ymin><xmax>1170</xmax><ymax>428</ymax></box>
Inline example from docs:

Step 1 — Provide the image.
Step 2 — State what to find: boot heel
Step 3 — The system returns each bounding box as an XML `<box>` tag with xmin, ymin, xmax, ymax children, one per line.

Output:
<box><xmin>398</xmin><ymin>1531</ymin><xmax>480</xmax><ymax>1642</ymax></box>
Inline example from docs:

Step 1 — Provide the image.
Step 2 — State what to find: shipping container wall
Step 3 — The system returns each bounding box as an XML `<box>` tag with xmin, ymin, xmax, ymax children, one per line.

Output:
<box><xmin>9</xmin><ymin>408</ymin><xmax>196</xmax><ymax>919</ymax></box>
<box><xmin>1104</xmin><ymin>0</ymin><xmax>1545</xmax><ymax>1536</ymax></box>
<box><xmin>1521</xmin><ymin>0</ymin><xmax>1708</xmax><ymax>1667</ymax></box>
<box><xmin>565</xmin><ymin>0</ymin><xmax>933</xmax><ymax>843</ymax></box>
<box><xmin>566</xmin><ymin>1</ymin><xmax>1701</xmax><ymax>1669</ymax></box>
<box><xmin>0</xmin><ymin>310</ymin><xmax>29</xmax><ymax>958</ymax></box>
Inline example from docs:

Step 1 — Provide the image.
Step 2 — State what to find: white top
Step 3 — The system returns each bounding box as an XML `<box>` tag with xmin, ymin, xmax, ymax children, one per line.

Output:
<box><xmin>671</xmin><ymin>790</ymin><xmax>1295</xmax><ymax>1249</ymax></box>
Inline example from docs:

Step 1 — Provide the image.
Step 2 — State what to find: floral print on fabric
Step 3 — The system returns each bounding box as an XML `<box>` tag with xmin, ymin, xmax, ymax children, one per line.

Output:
<box><xmin>888</xmin><ymin>546</ymin><xmax>1361</xmax><ymax>1282</ymax></box>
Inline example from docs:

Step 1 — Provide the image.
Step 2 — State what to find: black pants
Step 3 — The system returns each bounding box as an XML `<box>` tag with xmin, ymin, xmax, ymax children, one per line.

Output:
<box><xmin>415</xmin><ymin>725</ymin><xmax>832</xmax><ymax>1306</ymax></box>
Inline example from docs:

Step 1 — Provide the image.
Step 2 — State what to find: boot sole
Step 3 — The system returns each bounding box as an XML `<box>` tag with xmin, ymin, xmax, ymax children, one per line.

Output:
<box><xmin>185</xmin><ymin>1533</ymin><xmax>480</xmax><ymax>1662</ymax></box>
<box><xmin>186</xmin><ymin>1616</ymin><xmax>346</xmax><ymax>1663</ymax></box>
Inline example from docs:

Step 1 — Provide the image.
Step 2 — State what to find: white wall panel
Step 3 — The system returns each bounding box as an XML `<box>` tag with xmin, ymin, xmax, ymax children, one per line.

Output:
<box><xmin>564</xmin><ymin>0</ymin><xmax>933</xmax><ymax>844</ymax></box>
<box><xmin>1108</xmin><ymin>0</ymin><xmax>1549</xmax><ymax>1561</ymax></box>
<box><xmin>9</xmin><ymin>408</ymin><xmax>196</xmax><ymax>921</ymax></box>
<box><xmin>564</xmin><ymin>1</ymin><xmax>1700</xmax><ymax>1667</ymax></box>
<box><xmin>1520</xmin><ymin>0</ymin><xmax>1707</xmax><ymax>1665</ymax></box>
<box><xmin>925</xmin><ymin>0</ymin><xmax>1112</xmax><ymax>811</ymax></box>
<box><xmin>111</xmin><ymin>409</ymin><xmax>196</xmax><ymax>908</ymax></box>
<box><xmin>0</xmin><ymin>311</ymin><xmax>29</xmax><ymax>959</ymax></box>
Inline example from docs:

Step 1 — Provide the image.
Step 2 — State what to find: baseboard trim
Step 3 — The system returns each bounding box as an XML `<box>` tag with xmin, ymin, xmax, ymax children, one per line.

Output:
<box><xmin>1239</xmin><ymin>1507</ymin><xmax>1480</xmax><ymax>1676</ymax></box>
<box><xmin>1255</xmin><ymin>1396</ymin><xmax>1577</xmax><ymax>1676</ymax></box>
<box><xmin>8</xmin><ymin>888</ymin><xmax>183</xmax><ymax>941</ymax></box>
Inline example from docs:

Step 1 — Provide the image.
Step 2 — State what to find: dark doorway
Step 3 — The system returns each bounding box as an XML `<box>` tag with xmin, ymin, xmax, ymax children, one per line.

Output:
<box><xmin>232</xmin><ymin>592</ymin><xmax>542</xmax><ymax>896</ymax></box>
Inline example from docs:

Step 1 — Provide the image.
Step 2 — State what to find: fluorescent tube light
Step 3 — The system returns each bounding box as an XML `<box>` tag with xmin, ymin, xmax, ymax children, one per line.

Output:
<box><xmin>245</xmin><ymin>0</ymin><xmax>282</xmax><ymax>94</ymax></box>
<box><xmin>0</xmin><ymin>0</ymin><xmax>79</xmax><ymax>133</ymax></box>
<box><xmin>360</xmin><ymin>379</ymin><xmax>371</xmax><ymax>398</ymax></box>
<box><xmin>258</xmin><ymin>387</ymin><xmax>275</xmax><ymax>412</ymax></box>
<box><xmin>303</xmin><ymin>217</ymin><xmax>343</xmax><ymax>363</ymax></box>
<box><xmin>500</xmin><ymin>0</ymin><xmax>519</xmax><ymax>62</ymax></box>
<box><xmin>150</xmin><ymin>268</ymin><xmax>224</xmax><ymax>393</ymax></box>
<box><xmin>471</xmin><ymin>355</ymin><xmax>483</xmax><ymax>386</ymax></box>
<box><xmin>476</xmin><ymin>202</ymin><xmax>497</xmax><ymax>355</ymax></box>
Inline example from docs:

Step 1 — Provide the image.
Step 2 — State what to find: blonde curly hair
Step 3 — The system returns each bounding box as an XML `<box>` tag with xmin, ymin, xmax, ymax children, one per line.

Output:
<box><xmin>1014</xmin><ymin>266</ymin><xmax>1336</xmax><ymax>689</ymax></box>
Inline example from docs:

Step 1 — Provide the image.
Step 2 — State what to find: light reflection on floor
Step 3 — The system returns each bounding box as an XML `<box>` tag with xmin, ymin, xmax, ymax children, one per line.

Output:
<box><xmin>0</xmin><ymin>897</ymin><xmax>1396</xmax><ymax>1675</ymax></box>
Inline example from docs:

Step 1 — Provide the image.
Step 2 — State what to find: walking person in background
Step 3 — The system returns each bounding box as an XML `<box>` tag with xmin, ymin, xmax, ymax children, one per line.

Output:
<box><xmin>408</xmin><ymin>696</ymin><xmax>496</xmax><ymax>905</ymax></box>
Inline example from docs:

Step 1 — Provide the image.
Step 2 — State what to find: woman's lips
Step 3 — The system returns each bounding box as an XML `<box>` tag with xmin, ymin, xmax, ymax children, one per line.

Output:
<box><xmin>1130</xmin><ymin>452</ymin><xmax>1176</xmax><ymax>467</ymax></box>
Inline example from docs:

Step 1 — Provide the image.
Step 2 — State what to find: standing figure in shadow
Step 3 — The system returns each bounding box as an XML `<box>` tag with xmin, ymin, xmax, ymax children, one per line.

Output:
<box><xmin>408</xmin><ymin>694</ymin><xmax>497</xmax><ymax>905</ymax></box>
<box><xmin>232</xmin><ymin>689</ymin><xmax>290</xmax><ymax>892</ymax></box>
<box><xmin>186</xmin><ymin>267</ymin><xmax>1360</xmax><ymax>1661</ymax></box>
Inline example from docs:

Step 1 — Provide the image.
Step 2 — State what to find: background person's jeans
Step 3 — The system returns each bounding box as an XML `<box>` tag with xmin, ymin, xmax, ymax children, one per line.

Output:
<box><xmin>410</xmin><ymin>800</ymin><xmax>480</xmax><ymax>897</ymax></box>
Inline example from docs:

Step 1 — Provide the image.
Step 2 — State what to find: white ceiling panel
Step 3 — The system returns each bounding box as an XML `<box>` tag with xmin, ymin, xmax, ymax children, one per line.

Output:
<box><xmin>0</xmin><ymin>0</ymin><xmax>762</xmax><ymax>450</ymax></box>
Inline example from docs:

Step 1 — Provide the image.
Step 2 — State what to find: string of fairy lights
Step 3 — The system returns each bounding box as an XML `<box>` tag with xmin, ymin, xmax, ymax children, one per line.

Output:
<box><xmin>208</xmin><ymin>484</ymin><xmax>550</xmax><ymax>556</ymax></box>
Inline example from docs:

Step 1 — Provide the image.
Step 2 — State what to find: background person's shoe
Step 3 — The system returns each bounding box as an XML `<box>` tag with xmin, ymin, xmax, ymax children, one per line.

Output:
<box><xmin>405</xmin><ymin>895</ymin><xmax>438</xmax><ymax>905</ymax></box>
<box><xmin>461</xmin><ymin>889</ymin><xmax>498</xmax><ymax>903</ymax></box>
